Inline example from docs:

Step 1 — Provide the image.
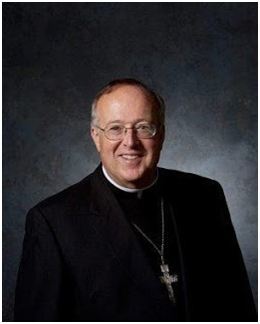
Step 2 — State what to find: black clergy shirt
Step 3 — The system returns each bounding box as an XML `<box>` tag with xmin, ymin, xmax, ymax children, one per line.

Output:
<box><xmin>102</xmin><ymin>171</ymin><xmax>186</xmax><ymax>321</ymax></box>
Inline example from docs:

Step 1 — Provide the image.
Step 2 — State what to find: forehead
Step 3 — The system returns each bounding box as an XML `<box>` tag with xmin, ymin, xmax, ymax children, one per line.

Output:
<box><xmin>96</xmin><ymin>85</ymin><xmax>157</xmax><ymax>123</ymax></box>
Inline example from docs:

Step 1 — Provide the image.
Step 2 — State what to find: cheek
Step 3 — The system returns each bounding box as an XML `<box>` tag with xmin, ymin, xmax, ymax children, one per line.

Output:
<box><xmin>143</xmin><ymin>143</ymin><xmax>162</xmax><ymax>166</ymax></box>
<box><xmin>99</xmin><ymin>141</ymin><xmax>119</xmax><ymax>157</ymax></box>
<box><xmin>147</xmin><ymin>142</ymin><xmax>162</xmax><ymax>155</ymax></box>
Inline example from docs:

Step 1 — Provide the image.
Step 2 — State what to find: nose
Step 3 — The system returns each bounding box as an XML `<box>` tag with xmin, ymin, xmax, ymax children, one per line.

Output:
<box><xmin>122</xmin><ymin>128</ymin><xmax>139</xmax><ymax>147</ymax></box>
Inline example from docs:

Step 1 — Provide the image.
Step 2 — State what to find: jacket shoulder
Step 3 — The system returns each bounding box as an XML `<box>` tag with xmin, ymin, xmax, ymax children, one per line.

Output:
<box><xmin>159</xmin><ymin>167</ymin><xmax>220</xmax><ymax>186</ymax></box>
<box><xmin>29</xmin><ymin>172</ymin><xmax>94</xmax><ymax>219</ymax></box>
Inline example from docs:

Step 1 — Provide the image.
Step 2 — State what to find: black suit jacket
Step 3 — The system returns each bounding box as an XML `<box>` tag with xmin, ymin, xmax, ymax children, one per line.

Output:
<box><xmin>14</xmin><ymin>166</ymin><xmax>257</xmax><ymax>321</ymax></box>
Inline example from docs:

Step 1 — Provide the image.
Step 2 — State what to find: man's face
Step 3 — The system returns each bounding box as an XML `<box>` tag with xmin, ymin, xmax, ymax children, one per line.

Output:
<box><xmin>91</xmin><ymin>85</ymin><xmax>164</xmax><ymax>188</ymax></box>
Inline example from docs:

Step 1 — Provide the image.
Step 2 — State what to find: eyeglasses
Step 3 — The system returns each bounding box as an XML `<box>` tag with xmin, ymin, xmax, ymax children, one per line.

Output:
<box><xmin>95</xmin><ymin>122</ymin><xmax>158</xmax><ymax>141</ymax></box>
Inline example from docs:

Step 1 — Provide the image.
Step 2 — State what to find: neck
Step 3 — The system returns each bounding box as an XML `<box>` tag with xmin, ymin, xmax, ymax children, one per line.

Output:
<box><xmin>102</xmin><ymin>165</ymin><xmax>158</xmax><ymax>193</ymax></box>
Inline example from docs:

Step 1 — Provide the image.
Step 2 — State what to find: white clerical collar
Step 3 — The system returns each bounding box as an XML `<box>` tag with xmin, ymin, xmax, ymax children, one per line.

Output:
<box><xmin>102</xmin><ymin>165</ymin><xmax>158</xmax><ymax>198</ymax></box>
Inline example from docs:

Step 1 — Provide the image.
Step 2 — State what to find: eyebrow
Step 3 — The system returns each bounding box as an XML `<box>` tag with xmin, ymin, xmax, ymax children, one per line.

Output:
<box><xmin>105</xmin><ymin>118</ymin><xmax>151</xmax><ymax>125</ymax></box>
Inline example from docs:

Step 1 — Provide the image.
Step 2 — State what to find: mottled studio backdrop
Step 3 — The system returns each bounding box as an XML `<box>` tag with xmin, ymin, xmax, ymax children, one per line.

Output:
<box><xmin>3</xmin><ymin>3</ymin><xmax>257</xmax><ymax>321</ymax></box>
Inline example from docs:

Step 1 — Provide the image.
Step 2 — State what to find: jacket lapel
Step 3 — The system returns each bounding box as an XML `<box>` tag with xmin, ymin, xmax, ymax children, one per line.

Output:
<box><xmin>158</xmin><ymin>170</ymin><xmax>191</xmax><ymax>320</ymax></box>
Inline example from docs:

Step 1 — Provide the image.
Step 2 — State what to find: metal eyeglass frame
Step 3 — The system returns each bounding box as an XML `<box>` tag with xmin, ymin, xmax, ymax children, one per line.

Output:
<box><xmin>94</xmin><ymin>123</ymin><xmax>157</xmax><ymax>141</ymax></box>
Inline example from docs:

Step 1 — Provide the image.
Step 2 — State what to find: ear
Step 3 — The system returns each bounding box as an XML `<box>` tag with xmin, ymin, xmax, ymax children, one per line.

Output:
<box><xmin>91</xmin><ymin>126</ymin><xmax>101</xmax><ymax>152</ymax></box>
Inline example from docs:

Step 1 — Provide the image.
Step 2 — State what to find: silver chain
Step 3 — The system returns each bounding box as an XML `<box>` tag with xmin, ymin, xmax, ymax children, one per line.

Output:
<box><xmin>132</xmin><ymin>197</ymin><xmax>165</xmax><ymax>265</ymax></box>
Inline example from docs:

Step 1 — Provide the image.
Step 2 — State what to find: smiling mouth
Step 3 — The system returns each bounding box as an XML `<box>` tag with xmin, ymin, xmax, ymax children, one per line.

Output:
<box><xmin>120</xmin><ymin>154</ymin><xmax>142</xmax><ymax>161</ymax></box>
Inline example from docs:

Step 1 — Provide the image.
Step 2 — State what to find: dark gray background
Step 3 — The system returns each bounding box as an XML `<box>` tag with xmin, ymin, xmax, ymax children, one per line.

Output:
<box><xmin>3</xmin><ymin>3</ymin><xmax>257</xmax><ymax>321</ymax></box>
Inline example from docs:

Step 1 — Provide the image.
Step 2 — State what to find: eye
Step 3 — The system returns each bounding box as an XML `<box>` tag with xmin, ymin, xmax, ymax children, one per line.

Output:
<box><xmin>140</xmin><ymin>125</ymin><xmax>150</xmax><ymax>130</ymax></box>
<box><xmin>136</xmin><ymin>123</ymin><xmax>152</xmax><ymax>131</ymax></box>
<box><xmin>107</xmin><ymin>125</ymin><xmax>123</xmax><ymax>132</ymax></box>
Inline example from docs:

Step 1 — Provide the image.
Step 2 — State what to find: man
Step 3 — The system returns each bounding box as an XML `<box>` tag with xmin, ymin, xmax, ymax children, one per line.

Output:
<box><xmin>14</xmin><ymin>79</ymin><xmax>256</xmax><ymax>321</ymax></box>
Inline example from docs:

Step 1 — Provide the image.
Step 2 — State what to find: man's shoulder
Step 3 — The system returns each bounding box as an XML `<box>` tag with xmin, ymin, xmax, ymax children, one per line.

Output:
<box><xmin>30</xmin><ymin>170</ymin><xmax>96</xmax><ymax>217</ymax></box>
<box><xmin>158</xmin><ymin>167</ymin><xmax>221</xmax><ymax>190</ymax></box>
<box><xmin>158</xmin><ymin>167</ymin><xmax>226</xmax><ymax>210</ymax></box>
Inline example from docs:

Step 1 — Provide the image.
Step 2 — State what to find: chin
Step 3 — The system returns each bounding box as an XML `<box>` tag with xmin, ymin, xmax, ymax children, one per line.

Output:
<box><xmin>121</xmin><ymin>174</ymin><xmax>142</xmax><ymax>185</ymax></box>
<box><xmin>120</xmin><ymin>170</ymin><xmax>150</xmax><ymax>187</ymax></box>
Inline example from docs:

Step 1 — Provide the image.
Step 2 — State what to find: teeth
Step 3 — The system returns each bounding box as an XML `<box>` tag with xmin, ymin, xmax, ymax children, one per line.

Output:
<box><xmin>121</xmin><ymin>155</ymin><xmax>139</xmax><ymax>160</ymax></box>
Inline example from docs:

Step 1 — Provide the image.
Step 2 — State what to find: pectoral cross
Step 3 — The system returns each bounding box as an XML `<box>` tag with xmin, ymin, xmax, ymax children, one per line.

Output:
<box><xmin>160</xmin><ymin>264</ymin><xmax>178</xmax><ymax>303</ymax></box>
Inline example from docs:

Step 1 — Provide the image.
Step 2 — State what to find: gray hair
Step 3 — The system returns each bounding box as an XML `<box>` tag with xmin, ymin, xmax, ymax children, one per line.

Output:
<box><xmin>91</xmin><ymin>78</ymin><xmax>165</xmax><ymax>127</ymax></box>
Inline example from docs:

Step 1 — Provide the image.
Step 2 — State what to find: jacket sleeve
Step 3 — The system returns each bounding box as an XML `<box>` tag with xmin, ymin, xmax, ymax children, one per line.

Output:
<box><xmin>214</xmin><ymin>182</ymin><xmax>257</xmax><ymax>321</ymax></box>
<box><xmin>14</xmin><ymin>207</ymin><xmax>70</xmax><ymax>321</ymax></box>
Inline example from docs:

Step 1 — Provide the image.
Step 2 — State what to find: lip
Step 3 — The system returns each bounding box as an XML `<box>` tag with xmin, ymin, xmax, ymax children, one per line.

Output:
<box><xmin>121</xmin><ymin>154</ymin><xmax>140</xmax><ymax>160</ymax></box>
<box><xmin>118</xmin><ymin>153</ymin><xmax>144</xmax><ymax>162</ymax></box>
